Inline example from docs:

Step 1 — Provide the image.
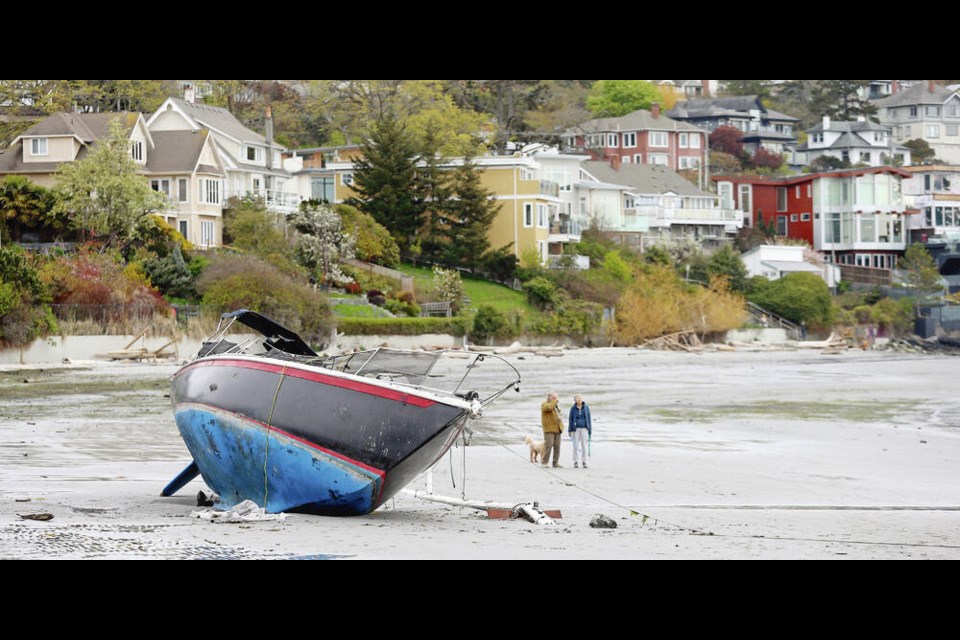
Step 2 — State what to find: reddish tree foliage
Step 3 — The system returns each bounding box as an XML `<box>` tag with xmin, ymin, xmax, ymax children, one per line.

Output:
<box><xmin>751</xmin><ymin>148</ymin><xmax>784</xmax><ymax>171</ymax></box>
<box><xmin>709</xmin><ymin>126</ymin><xmax>744</xmax><ymax>157</ymax></box>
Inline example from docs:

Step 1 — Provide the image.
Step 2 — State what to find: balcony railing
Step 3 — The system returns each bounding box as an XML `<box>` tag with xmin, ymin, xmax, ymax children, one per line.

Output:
<box><xmin>635</xmin><ymin>205</ymin><xmax>740</xmax><ymax>223</ymax></box>
<box><xmin>227</xmin><ymin>189</ymin><xmax>302</xmax><ymax>210</ymax></box>
<box><xmin>549</xmin><ymin>219</ymin><xmax>582</xmax><ymax>237</ymax></box>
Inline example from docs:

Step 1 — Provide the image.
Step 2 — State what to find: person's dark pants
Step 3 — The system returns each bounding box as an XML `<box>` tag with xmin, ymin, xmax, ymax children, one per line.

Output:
<box><xmin>543</xmin><ymin>432</ymin><xmax>561</xmax><ymax>466</ymax></box>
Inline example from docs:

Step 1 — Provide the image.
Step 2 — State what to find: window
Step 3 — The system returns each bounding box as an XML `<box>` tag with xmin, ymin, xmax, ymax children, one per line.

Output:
<box><xmin>738</xmin><ymin>184</ymin><xmax>752</xmax><ymax>215</ymax></box>
<box><xmin>200</xmin><ymin>220</ymin><xmax>216</xmax><ymax>247</ymax></box>
<box><xmin>861</xmin><ymin>151</ymin><xmax>871</xmax><ymax>163</ymax></box>
<box><xmin>520</xmin><ymin>168</ymin><xmax>535</xmax><ymax>181</ymax></box>
<box><xmin>812</xmin><ymin>133</ymin><xmax>824</xmax><ymax>144</ymax></box>
<box><xmin>934</xmin><ymin>175</ymin><xmax>952</xmax><ymax>190</ymax></box>
<box><xmin>622</xmin><ymin>155</ymin><xmax>632</xmax><ymax>164</ymax></box>
<box><xmin>649</xmin><ymin>131</ymin><xmax>668</xmax><ymax>147</ymax></box>
<box><xmin>607</xmin><ymin>133</ymin><xmax>619</xmax><ymax>147</ymax></box>
<box><xmin>924</xmin><ymin>174</ymin><xmax>932</xmax><ymax>191</ymax></box>
<box><xmin>623</xmin><ymin>132</ymin><xmax>637</xmax><ymax>147</ymax></box>
<box><xmin>648</xmin><ymin>154</ymin><xmax>668</xmax><ymax>166</ymax></box>
<box><xmin>524</xmin><ymin>203</ymin><xmax>533</xmax><ymax>227</ymax></box>
<box><xmin>904</xmin><ymin>125</ymin><xmax>912</xmax><ymax>137</ymax></box>
<box><xmin>131</xmin><ymin>140</ymin><xmax>143</xmax><ymax>162</ymax></box>
<box><xmin>30</xmin><ymin>138</ymin><xmax>48</xmax><ymax>155</ymax></box>
<box><xmin>679</xmin><ymin>133</ymin><xmax>689</xmax><ymax>148</ymax></box>
<box><xmin>795</xmin><ymin>186</ymin><xmax>800</xmax><ymax>199</ymax></box>
<box><xmin>689</xmin><ymin>134</ymin><xmax>701</xmax><ymax>149</ymax></box>
<box><xmin>679</xmin><ymin>156</ymin><xmax>699</xmax><ymax>169</ymax></box>
<box><xmin>341</xmin><ymin>173</ymin><xmax>354</xmax><ymax>186</ymax></box>
<box><xmin>801</xmin><ymin>213</ymin><xmax>811</xmax><ymax>221</ymax></box>
<box><xmin>948</xmin><ymin>105</ymin><xmax>960</xmax><ymax>118</ymax></box>
<box><xmin>777</xmin><ymin>215</ymin><xmax>788</xmax><ymax>235</ymax></box>
<box><xmin>949</xmin><ymin>124</ymin><xmax>959</xmax><ymax>137</ymax></box>
<box><xmin>624</xmin><ymin>195</ymin><xmax>635</xmax><ymax>209</ymax></box>
<box><xmin>926</xmin><ymin>105</ymin><xmax>940</xmax><ymax>117</ymax></box>
<box><xmin>874</xmin><ymin>132</ymin><xmax>884</xmax><ymax>142</ymax></box>
<box><xmin>776</xmin><ymin>187</ymin><xmax>787</xmax><ymax>212</ymax></box>
<box><xmin>311</xmin><ymin>177</ymin><xmax>334</xmax><ymax>201</ymax></box>
<box><xmin>718</xmin><ymin>182</ymin><xmax>734</xmax><ymax>210</ymax></box>
<box><xmin>634</xmin><ymin>154</ymin><xmax>642</xmax><ymax>164</ymax></box>
<box><xmin>927</xmin><ymin>124</ymin><xmax>940</xmax><ymax>138</ymax></box>
<box><xmin>151</xmin><ymin>179</ymin><xmax>171</xmax><ymax>199</ymax></box>
<box><xmin>252</xmin><ymin>177</ymin><xmax>261</xmax><ymax>192</ymax></box>
<box><xmin>909</xmin><ymin>106</ymin><xmax>918</xmax><ymax>118</ymax></box>
<box><xmin>537</xmin><ymin>204</ymin><xmax>547</xmax><ymax>228</ymax></box>
<box><xmin>245</xmin><ymin>146</ymin><xmax>262</xmax><ymax>162</ymax></box>
<box><xmin>200</xmin><ymin>179</ymin><xmax>221</xmax><ymax>205</ymax></box>
<box><xmin>925</xmin><ymin>206</ymin><xmax>933</xmax><ymax>226</ymax></box>
<box><xmin>790</xmin><ymin>214</ymin><xmax>798</xmax><ymax>222</ymax></box>
<box><xmin>807</xmin><ymin>184</ymin><xmax>812</xmax><ymax>198</ymax></box>
<box><xmin>179</xmin><ymin>220</ymin><xmax>188</xmax><ymax>238</ymax></box>
<box><xmin>178</xmin><ymin>178</ymin><xmax>188</xmax><ymax>202</ymax></box>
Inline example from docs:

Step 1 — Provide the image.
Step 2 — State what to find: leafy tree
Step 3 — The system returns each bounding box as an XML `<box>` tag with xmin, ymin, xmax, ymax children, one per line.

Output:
<box><xmin>336</xmin><ymin>204</ymin><xmax>400</xmax><ymax>267</ymax></box>
<box><xmin>748</xmin><ymin>271</ymin><xmax>833</xmax><ymax>328</ymax></box>
<box><xmin>751</xmin><ymin>148</ymin><xmax>784</xmax><ymax>171</ymax></box>
<box><xmin>347</xmin><ymin>115</ymin><xmax>422</xmax><ymax>255</ymax></box>
<box><xmin>446</xmin><ymin>80</ymin><xmax>547</xmax><ymax>154</ymax></box>
<box><xmin>709</xmin><ymin>151</ymin><xmax>745</xmax><ymax>175</ymax></box>
<box><xmin>222</xmin><ymin>195</ymin><xmax>289</xmax><ymax>257</ymax></box>
<box><xmin>709</xmin><ymin>126</ymin><xmax>745</xmax><ymax>157</ymax></box>
<box><xmin>586</xmin><ymin>80</ymin><xmax>660</xmax><ymax>117</ymax></box>
<box><xmin>0</xmin><ymin>245</ymin><xmax>55</xmax><ymax>349</ymax></box>
<box><xmin>706</xmin><ymin>245</ymin><xmax>749</xmax><ymax>293</ymax></box>
<box><xmin>289</xmin><ymin>200</ymin><xmax>356</xmax><ymax>288</ymax></box>
<box><xmin>0</xmin><ymin>175</ymin><xmax>56</xmax><ymax>242</ymax></box>
<box><xmin>522</xmin><ymin>80</ymin><xmax>593</xmax><ymax>144</ymax></box>
<box><xmin>810</xmin><ymin>80</ymin><xmax>877</xmax><ymax>122</ymax></box>
<box><xmin>903</xmin><ymin>139</ymin><xmax>936</xmax><ymax>164</ymax></box>
<box><xmin>899</xmin><ymin>243</ymin><xmax>944</xmax><ymax>316</ymax></box>
<box><xmin>810</xmin><ymin>155</ymin><xmax>851</xmax><ymax>171</ymax></box>
<box><xmin>52</xmin><ymin>119</ymin><xmax>168</xmax><ymax>251</ymax></box>
<box><xmin>720</xmin><ymin>80</ymin><xmax>772</xmax><ymax>100</ymax></box>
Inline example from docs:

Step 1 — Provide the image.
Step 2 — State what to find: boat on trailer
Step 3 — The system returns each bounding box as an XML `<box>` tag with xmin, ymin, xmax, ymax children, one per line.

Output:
<box><xmin>162</xmin><ymin>309</ymin><xmax>521</xmax><ymax>516</ymax></box>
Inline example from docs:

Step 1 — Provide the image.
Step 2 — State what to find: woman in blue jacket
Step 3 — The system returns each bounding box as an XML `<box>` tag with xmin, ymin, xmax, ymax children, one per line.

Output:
<box><xmin>568</xmin><ymin>394</ymin><xmax>592</xmax><ymax>468</ymax></box>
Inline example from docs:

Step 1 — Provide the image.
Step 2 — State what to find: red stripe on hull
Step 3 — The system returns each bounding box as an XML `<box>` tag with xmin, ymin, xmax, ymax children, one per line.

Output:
<box><xmin>178</xmin><ymin>357</ymin><xmax>437</xmax><ymax>407</ymax></box>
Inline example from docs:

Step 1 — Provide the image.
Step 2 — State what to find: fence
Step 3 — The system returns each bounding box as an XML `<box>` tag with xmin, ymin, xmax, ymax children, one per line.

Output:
<box><xmin>345</xmin><ymin>259</ymin><xmax>415</xmax><ymax>292</ymax></box>
<box><xmin>839</xmin><ymin>265</ymin><xmax>892</xmax><ymax>286</ymax></box>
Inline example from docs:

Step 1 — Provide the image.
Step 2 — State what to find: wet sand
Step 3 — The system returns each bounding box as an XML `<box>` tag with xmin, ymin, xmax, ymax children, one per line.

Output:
<box><xmin>1</xmin><ymin>348</ymin><xmax>958</xmax><ymax>559</ymax></box>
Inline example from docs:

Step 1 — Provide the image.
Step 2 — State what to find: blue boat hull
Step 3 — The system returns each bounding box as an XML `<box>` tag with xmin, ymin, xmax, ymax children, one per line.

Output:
<box><xmin>175</xmin><ymin>405</ymin><xmax>386</xmax><ymax>516</ymax></box>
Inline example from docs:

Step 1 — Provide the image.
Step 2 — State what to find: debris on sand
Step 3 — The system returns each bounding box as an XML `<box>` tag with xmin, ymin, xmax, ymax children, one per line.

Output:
<box><xmin>18</xmin><ymin>513</ymin><xmax>54</xmax><ymax>521</ymax></box>
<box><xmin>589</xmin><ymin>514</ymin><xmax>617</xmax><ymax>529</ymax></box>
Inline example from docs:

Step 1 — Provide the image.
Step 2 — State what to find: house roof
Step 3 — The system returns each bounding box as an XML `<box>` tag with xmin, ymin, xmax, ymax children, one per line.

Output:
<box><xmin>667</xmin><ymin>96</ymin><xmax>799</xmax><ymax>123</ymax></box>
<box><xmin>874</xmin><ymin>82</ymin><xmax>956</xmax><ymax>107</ymax></box>
<box><xmin>168</xmin><ymin>97</ymin><xmax>281</xmax><ymax>148</ymax></box>
<box><xmin>584</xmin><ymin>161</ymin><xmax>711</xmax><ymax>197</ymax></box>
<box><xmin>808</xmin><ymin>119</ymin><xmax>888</xmax><ymax>134</ymax></box>
<box><xmin>145</xmin><ymin>130</ymin><xmax>212</xmax><ymax>173</ymax></box>
<box><xmin>0</xmin><ymin>144</ymin><xmax>83</xmax><ymax>173</ymax></box>
<box><xmin>565</xmin><ymin>109</ymin><xmax>704</xmax><ymax>136</ymax></box>
<box><xmin>715</xmin><ymin>165</ymin><xmax>910</xmax><ymax>185</ymax></box>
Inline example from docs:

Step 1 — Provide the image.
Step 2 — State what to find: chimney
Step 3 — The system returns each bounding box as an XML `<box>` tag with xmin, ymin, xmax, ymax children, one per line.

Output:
<box><xmin>929</xmin><ymin>80</ymin><xmax>936</xmax><ymax>93</ymax></box>
<box><xmin>822</xmin><ymin>115</ymin><xmax>830</xmax><ymax>130</ymax></box>
<box><xmin>701</xmin><ymin>80</ymin><xmax>711</xmax><ymax>98</ymax></box>
<box><xmin>891</xmin><ymin>80</ymin><xmax>899</xmax><ymax>95</ymax></box>
<box><xmin>265</xmin><ymin>105</ymin><xmax>274</xmax><ymax>170</ymax></box>
<box><xmin>183</xmin><ymin>86</ymin><xmax>196</xmax><ymax>104</ymax></box>
<box><xmin>610</xmin><ymin>155</ymin><xmax>622</xmax><ymax>170</ymax></box>
<box><xmin>651</xmin><ymin>102</ymin><xmax>660</xmax><ymax>118</ymax></box>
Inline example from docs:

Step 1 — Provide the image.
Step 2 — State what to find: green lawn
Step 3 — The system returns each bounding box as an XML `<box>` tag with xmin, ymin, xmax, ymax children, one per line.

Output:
<box><xmin>330</xmin><ymin>295</ymin><xmax>394</xmax><ymax>318</ymax></box>
<box><xmin>396</xmin><ymin>264</ymin><xmax>542</xmax><ymax>318</ymax></box>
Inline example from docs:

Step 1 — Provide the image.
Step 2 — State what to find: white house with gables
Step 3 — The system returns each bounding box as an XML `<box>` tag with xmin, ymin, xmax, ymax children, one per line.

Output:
<box><xmin>147</xmin><ymin>97</ymin><xmax>299</xmax><ymax>214</ymax></box>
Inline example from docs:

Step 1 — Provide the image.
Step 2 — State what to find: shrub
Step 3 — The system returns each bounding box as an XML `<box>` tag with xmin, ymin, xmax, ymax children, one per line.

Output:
<box><xmin>384</xmin><ymin>297</ymin><xmax>420</xmax><ymax>317</ymax></box>
<box><xmin>196</xmin><ymin>253</ymin><xmax>333</xmax><ymax>347</ymax></box>
<box><xmin>471</xmin><ymin>304</ymin><xmax>520</xmax><ymax>341</ymax></box>
<box><xmin>0</xmin><ymin>245</ymin><xmax>57</xmax><ymax>347</ymax></box>
<box><xmin>522</xmin><ymin>276</ymin><xmax>559</xmax><ymax>310</ymax></box>
<box><xmin>528</xmin><ymin>300</ymin><xmax>603</xmax><ymax>337</ymax></box>
<box><xmin>748</xmin><ymin>271</ymin><xmax>832</xmax><ymax>328</ymax></box>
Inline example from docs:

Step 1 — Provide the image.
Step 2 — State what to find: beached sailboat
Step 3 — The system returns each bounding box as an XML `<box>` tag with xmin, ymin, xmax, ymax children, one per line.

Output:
<box><xmin>162</xmin><ymin>309</ymin><xmax>520</xmax><ymax>516</ymax></box>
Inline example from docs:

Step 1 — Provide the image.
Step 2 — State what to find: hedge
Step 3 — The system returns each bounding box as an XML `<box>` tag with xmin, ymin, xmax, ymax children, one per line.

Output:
<box><xmin>336</xmin><ymin>316</ymin><xmax>471</xmax><ymax>336</ymax></box>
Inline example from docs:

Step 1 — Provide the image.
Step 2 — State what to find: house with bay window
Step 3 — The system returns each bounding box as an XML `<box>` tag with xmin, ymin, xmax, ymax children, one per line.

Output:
<box><xmin>875</xmin><ymin>81</ymin><xmax>960</xmax><ymax>164</ymax></box>
<box><xmin>562</xmin><ymin>105</ymin><xmax>708</xmax><ymax>176</ymax></box>
<box><xmin>667</xmin><ymin>95</ymin><xmax>798</xmax><ymax>155</ymax></box>
<box><xmin>0</xmin><ymin>110</ymin><xmax>227</xmax><ymax>247</ymax></box>
<box><xmin>147</xmin><ymin>97</ymin><xmax>298</xmax><ymax>214</ymax></box>
<box><xmin>716</xmin><ymin>166</ymin><xmax>911</xmax><ymax>268</ymax></box>
<box><xmin>901</xmin><ymin>165</ymin><xmax>960</xmax><ymax>242</ymax></box>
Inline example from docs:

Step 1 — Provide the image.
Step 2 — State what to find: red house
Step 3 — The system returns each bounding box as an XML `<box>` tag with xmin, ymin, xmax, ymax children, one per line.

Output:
<box><xmin>715</xmin><ymin>167</ymin><xmax>912</xmax><ymax>268</ymax></box>
<box><xmin>564</xmin><ymin>104</ymin><xmax>707</xmax><ymax>174</ymax></box>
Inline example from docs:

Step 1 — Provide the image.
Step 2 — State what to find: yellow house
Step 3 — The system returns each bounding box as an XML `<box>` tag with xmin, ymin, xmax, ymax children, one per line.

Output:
<box><xmin>286</xmin><ymin>150</ymin><xmax>562</xmax><ymax>262</ymax></box>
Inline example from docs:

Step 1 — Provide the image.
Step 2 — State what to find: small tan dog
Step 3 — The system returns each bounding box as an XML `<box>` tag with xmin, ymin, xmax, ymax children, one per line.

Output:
<box><xmin>525</xmin><ymin>435</ymin><xmax>546</xmax><ymax>463</ymax></box>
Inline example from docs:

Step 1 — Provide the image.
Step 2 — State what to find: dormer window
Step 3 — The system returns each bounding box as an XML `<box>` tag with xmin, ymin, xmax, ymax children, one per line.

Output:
<box><xmin>245</xmin><ymin>145</ymin><xmax>262</xmax><ymax>163</ymax></box>
<box><xmin>30</xmin><ymin>138</ymin><xmax>48</xmax><ymax>156</ymax></box>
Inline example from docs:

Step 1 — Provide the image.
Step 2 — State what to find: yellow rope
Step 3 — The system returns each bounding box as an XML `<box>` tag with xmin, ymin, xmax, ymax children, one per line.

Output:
<box><xmin>262</xmin><ymin>365</ymin><xmax>288</xmax><ymax>508</ymax></box>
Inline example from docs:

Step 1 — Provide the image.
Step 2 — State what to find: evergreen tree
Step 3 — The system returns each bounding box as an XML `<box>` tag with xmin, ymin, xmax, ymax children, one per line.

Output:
<box><xmin>346</xmin><ymin>116</ymin><xmax>422</xmax><ymax>255</ymax></box>
<box><xmin>414</xmin><ymin>129</ymin><xmax>453</xmax><ymax>263</ymax></box>
<box><xmin>810</xmin><ymin>80</ymin><xmax>877</xmax><ymax>122</ymax></box>
<box><xmin>440</xmin><ymin>153</ymin><xmax>499</xmax><ymax>268</ymax></box>
<box><xmin>900</xmin><ymin>243</ymin><xmax>944</xmax><ymax>317</ymax></box>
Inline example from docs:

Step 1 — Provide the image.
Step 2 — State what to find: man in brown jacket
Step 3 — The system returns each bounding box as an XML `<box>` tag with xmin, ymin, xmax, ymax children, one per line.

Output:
<box><xmin>541</xmin><ymin>391</ymin><xmax>563</xmax><ymax>468</ymax></box>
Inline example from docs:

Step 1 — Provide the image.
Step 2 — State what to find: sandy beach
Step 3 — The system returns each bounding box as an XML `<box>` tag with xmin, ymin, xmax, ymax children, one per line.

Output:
<box><xmin>1</xmin><ymin>347</ymin><xmax>958</xmax><ymax>559</ymax></box>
